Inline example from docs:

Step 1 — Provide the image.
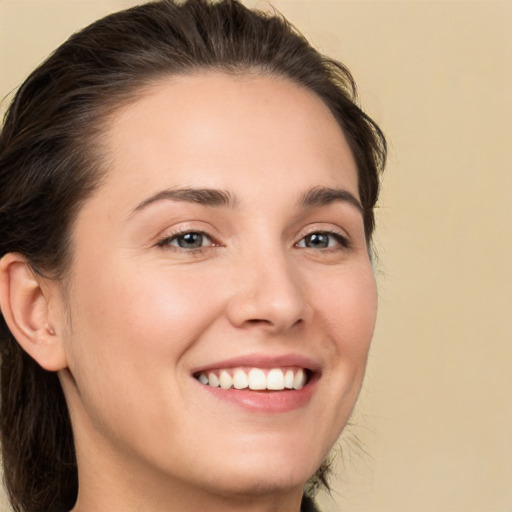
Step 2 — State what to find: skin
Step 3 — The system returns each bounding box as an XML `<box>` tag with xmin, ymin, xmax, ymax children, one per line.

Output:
<box><xmin>18</xmin><ymin>72</ymin><xmax>377</xmax><ymax>512</ymax></box>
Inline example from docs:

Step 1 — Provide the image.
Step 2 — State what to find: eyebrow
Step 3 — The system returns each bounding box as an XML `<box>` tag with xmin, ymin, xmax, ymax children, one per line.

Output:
<box><xmin>298</xmin><ymin>186</ymin><xmax>364</xmax><ymax>214</ymax></box>
<box><xmin>129</xmin><ymin>185</ymin><xmax>363</xmax><ymax>217</ymax></box>
<box><xmin>130</xmin><ymin>187</ymin><xmax>236</xmax><ymax>215</ymax></box>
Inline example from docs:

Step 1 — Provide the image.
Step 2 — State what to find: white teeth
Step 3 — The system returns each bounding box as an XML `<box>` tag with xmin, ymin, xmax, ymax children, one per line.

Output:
<box><xmin>267</xmin><ymin>368</ymin><xmax>285</xmax><ymax>390</ymax></box>
<box><xmin>219</xmin><ymin>370</ymin><xmax>233</xmax><ymax>389</ymax></box>
<box><xmin>233</xmin><ymin>368</ymin><xmax>249</xmax><ymax>389</ymax></box>
<box><xmin>198</xmin><ymin>367</ymin><xmax>308</xmax><ymax>391</ymax></box>
<box><xmin>248</xmin><ymin>368</ymin><xmax>267</xmax><ymax>390</ymax></box>
<box><xmin>284</xmin><ymin>369</ymin><xmax>294</xmax><ymax>389</ymax></box>
<box><xmin>208</xmin><ymin>372</ymin><xmax>219</xmax><ymax>387</ymax></box>
<box><xmin>293</xmin><ymin>368</ymin><xmax>306</xmax><ymax>390</ymax></box>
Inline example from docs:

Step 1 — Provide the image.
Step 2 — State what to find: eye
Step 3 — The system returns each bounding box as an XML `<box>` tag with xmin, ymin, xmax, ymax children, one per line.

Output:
<box><xmin>296</xmin><ymin>231</ymin><xmax>349</xmax><ymax>249</ymax></box>
<box><xmin>159</xmin><ymin>231</ymin><xmax>214</xmax><ymax>250</ymax></box>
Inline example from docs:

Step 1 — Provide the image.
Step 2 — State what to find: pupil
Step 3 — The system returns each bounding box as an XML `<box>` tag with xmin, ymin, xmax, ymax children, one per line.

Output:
<box><xmin>307</xmin><ymin>233</ymin><xmax>328</xmax><ymax>248</ymax></box>
<box><xmin>179</xmin><ymin>233</ymin><xmax>202</xmax><ymax>248</ymax></box>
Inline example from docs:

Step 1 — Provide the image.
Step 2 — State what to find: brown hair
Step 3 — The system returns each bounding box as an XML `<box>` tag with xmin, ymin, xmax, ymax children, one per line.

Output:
<box><xmin>0</xmin><ymin>1</ymin><xmax>386</xmax><ymax>510</ymax></box>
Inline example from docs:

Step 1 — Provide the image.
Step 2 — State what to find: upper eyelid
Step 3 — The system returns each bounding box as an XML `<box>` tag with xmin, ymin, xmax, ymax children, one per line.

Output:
<box><xmin>295</xmin><ymin>223</ymin><xmax>350</xmax><ymax>241</ymax></box>
<box><xmin>155</xmin><ymin>221</ymin><xmax>220</xmax><ymax>242</ymax></box>
<box><xmin>154</xmin><ymin>221</ymin><xmax>352</xmax><ymax>246</ymax></box>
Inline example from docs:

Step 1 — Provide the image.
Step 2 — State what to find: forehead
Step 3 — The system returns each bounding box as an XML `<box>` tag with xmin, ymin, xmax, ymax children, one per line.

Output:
<box><xmin>91</xmin><ymin>71</ymin><xmax>358</xmax><ymax>213</ymax></box>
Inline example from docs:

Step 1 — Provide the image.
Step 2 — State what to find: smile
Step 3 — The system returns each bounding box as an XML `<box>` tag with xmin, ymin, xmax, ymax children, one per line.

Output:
<box><xmin>195</xmin><ymin>367</ymin><xmax>308</xmax><ymax>391</ymax></box>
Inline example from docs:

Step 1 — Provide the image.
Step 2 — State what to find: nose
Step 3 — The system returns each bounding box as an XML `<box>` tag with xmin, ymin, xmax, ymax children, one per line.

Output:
<box><xmin>225</xmin><ymin>251</ymin><xmax>311</xmax><ymax>333</ymax></box>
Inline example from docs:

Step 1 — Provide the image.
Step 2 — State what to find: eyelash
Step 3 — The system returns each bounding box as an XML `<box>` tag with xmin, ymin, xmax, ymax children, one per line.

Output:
<box><xmin>156</xmin><ymin>229</ymin><xmax>350</xmax><ymax>253</ymax></box>
<box><xmin>296</xmin><ymin>230</ymin><xmax>350</xmax><ymax>250</ymax></box>
<box><xmin>157</xmin><ymin>230</ymin><xmax>216</xmax><ymax>253</ymax></box>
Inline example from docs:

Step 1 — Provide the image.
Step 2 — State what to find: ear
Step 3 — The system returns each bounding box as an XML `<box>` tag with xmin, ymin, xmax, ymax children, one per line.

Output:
<box><xmin>0</xmin><ymin>253</ymin><xmax>68</xmax><ymax>371</ymax></box>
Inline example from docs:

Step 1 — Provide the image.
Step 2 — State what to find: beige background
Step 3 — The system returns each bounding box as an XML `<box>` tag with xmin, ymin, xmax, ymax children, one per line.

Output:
<box><xmin>1</xmin><ymin>1</ymin><xmax>511</xmax><ymax>511</ymax></box>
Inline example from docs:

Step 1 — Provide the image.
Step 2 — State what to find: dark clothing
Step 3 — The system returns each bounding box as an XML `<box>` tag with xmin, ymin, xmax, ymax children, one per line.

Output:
<box><xmin>301</xmin><ymin>494</ymin><xmax>320</xmax><ymax>512</ymax></box>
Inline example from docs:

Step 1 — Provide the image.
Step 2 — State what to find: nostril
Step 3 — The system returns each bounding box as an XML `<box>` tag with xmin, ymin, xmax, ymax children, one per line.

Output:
<box><xmin>225</xmin><ymin>284</ymin><xmax>310</xmax><ymax>332</ymax></box>
<box><xmin>243</xmin><ymin>317</ymin><xmax>305</xmax><ymax>331</ymax></box>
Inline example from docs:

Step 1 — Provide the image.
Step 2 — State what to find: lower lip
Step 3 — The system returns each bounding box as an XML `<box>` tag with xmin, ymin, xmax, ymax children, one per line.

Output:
<box><xmin>196</xmin><ymin>378</ymin><xmax>317</xmax><ymax>414</ymax></box>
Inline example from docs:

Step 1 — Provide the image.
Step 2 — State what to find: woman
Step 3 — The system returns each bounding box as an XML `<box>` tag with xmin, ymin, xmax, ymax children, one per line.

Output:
<box><xmin>0</xmin><ymin>1</ymin><xmax>386</xmax><ymax>511</ymax></box>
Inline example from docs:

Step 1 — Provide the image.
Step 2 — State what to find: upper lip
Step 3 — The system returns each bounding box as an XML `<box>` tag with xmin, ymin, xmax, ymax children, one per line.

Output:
<box><xmin>190</xmin><ymin>353</ymin><xmax>321</xmax><ymax>375</ymax></box>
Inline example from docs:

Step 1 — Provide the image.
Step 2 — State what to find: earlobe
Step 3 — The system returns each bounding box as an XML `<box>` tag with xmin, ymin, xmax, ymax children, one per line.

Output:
<box><xmin>0</xmin><ymin>253</ymin><xmax>68</xmax><ymax>371</ymax></box>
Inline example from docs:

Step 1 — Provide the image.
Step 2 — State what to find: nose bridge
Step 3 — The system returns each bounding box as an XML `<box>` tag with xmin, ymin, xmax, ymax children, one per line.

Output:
<box><xmin>226</xmin><ymin>239</ymin><xmax>309</xmax><ymax>332</ymax></box>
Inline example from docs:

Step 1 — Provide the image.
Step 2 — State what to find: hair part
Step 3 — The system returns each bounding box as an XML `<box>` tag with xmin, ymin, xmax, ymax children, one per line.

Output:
<box><xmin>0</xmin><ymin>1</ymin><xmax>386</xmax><ymax>510</ymax></box>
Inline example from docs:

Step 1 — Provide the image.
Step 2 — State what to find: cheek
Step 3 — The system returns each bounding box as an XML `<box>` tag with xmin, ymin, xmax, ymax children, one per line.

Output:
<box><xmin>292</xmin><ymin>265</ymin><xmax>377</xmax><ymax>456</ymax></box>
<box><xmin>62</xmin><ymin>261</ymin><xmax>228</xmax><ymax>447</ymax></box>
<box><xmin>316</xmin><ymin>264</ymin><xmax>377</xmax><ymax>357</ymax></box>
<box><xmin>64</xmin><ymin>257</ymin><xmax>232</xmax><ymax>397</ymax></box>
<box><xmin>310</xmin><ymin>263</ymin><xmax>377</xmax><ymax>434</ymax></box>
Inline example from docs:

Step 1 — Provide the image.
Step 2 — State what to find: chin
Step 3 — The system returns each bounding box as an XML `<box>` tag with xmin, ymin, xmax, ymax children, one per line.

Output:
<box><xmin>199</xmin><ymin>468</ymin><xmax>313</xmax><ymax>500</ymax></box>
<box><xmin>193</xmin><ymin>445</ymin><xmax>322</xmax><ymax>498</ymax></box>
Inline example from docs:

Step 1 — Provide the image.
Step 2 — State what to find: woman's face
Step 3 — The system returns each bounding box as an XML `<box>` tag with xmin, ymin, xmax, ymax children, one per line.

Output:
<box><xmin>57</xmin><ymin>72</ymin><xmax>377</xmax><ymax>503</ymax></box>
